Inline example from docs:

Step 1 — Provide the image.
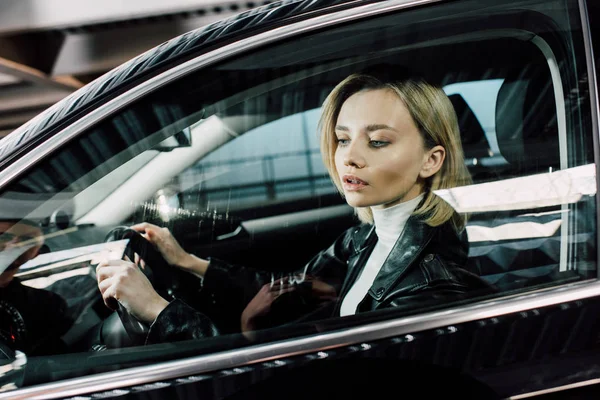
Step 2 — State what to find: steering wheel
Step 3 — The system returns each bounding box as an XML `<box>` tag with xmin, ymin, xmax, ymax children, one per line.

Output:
<box><xmin>102</xmin><ymin>226</ymin><xmax>177</xmax><ymax>344</ymax></box>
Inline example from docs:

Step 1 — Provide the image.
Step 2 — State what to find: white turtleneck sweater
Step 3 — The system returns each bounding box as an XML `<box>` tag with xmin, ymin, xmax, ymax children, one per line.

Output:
<box><xmin>339</xmin><ymin>194</ymin><xmax>424</xmax><ymax>317</ymax></box>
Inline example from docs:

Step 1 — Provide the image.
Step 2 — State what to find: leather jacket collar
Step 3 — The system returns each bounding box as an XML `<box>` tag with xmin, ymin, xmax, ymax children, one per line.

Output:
<box><xmin>369</xmin><ymin>215</ymin><xmax>437</xmax><ymax>301</ymax></box>
<box><xmin>340</xmin><ymin>214</ymin><xmax>438</xmax><ymax>298</ymax></box>
<box><xmin>337</xmin><ymin>212</ymin><xmax>470</xmax><ymax>313</ymax></box>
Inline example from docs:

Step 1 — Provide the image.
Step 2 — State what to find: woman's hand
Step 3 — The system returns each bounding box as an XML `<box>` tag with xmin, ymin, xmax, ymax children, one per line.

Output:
<box><xmin>130</xmin><ymin>223</ymin><xmax>188</xmax><ymax>267</ymax></box>
<box><xmin>130</xmin><ymin>222</ymin><xmax>209</xmax><ymax>276</ymax></box>
<box><xmin>96</xmin><ymin>257</ymin><xmax>169</xmax><ymax>323</ymax></box>
<box><xmin>241</xmin><ymin>280</ymin><xmax>295</xmax><ymax>332</ymax></box>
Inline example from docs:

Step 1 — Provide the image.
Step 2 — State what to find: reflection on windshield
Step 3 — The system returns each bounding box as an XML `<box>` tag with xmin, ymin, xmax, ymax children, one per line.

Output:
<box><xmin>18</xmin><ymin>239</ymin><xmax>129</xmax><ymax>273</ymax></box>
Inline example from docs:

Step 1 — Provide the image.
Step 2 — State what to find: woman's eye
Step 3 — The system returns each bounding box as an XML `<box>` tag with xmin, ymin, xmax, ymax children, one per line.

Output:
<box><xmin>369</xmin><ymin>140</ymin><xmax>389</xmax><ymax>148</ymax></box>
<box><xmin>336</xmin><ymin>138</ymin><xmax>350</xmax><ymax>146</ymax></box>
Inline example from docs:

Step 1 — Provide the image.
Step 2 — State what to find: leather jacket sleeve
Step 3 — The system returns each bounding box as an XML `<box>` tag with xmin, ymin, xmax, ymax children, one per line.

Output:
<box><xmin>146</xmin><ymin>299</ymin><xmax>219</xmax><ymax>345</ymax></box>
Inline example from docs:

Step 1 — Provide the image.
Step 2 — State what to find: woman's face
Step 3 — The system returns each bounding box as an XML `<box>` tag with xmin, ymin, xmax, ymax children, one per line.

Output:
<box><xmin>334</xmin><ymin>88</ymin><xmax>436</xmax><ymax>209</ymax></box>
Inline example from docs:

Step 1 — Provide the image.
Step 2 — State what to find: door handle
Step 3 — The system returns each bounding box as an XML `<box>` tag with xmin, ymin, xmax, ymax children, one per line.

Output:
<box><xmin>215</xmin><ymin>225</ymin><xmax>244</xmax><ymax>240</ymax></box>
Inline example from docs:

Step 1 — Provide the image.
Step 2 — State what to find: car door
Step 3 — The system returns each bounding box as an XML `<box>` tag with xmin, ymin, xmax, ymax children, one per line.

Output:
<box><xmin>0</xmin><ymin>0</ymin><xmax>598</xmax><ymax>398</ymax></box>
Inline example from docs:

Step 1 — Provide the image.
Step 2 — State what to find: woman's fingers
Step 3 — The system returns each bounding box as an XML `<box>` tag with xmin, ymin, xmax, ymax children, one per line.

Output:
<box><xmin>259</xmin><ymin>283</ymin><xmax>295</xmax><ymax>298</ymax></box>
<box><xmin>129</xmin><ymin>223</ymin><xmax>187</xmax><ymax>268</ymax></box>
<box><xmin>266</xmin><ymin>286</ymin><xmax>295</xmax><ymax>300</ymax></box>
<box><xmin>270</xmin><ymin>276</ymin><xmax>296</xmax><ymax>287</ymax></box>
<box><xmin>97</xmin><ymin>275</ymin><xmax>112</xmax><ymax>295</ymax></box>
<box><xmin>270</xmin><ymin>286</ymin><xmax>296</xmax><ymax>295</ymax></box>
<box><xmin>97</xmin><ymin>259</ymin><xmax>130</xmax><ymax>275</ymax></box>
<box><xmin>130</xmin><ymin>222</ymin><xmax>156</xmax><ymax>233</ymax></box>
<box><xmin>103</xmin><ymin>290</ymin><xmax>119</xmax><ymax>310</ymax></box>
<box><xmin>95</xmin><ymin>257</ymin><xmax>166</xmax><ymax>322</ymax></box>
<box><xmin>122</xmin><ymin>253</ymin><xmax>147</xmax><ymax>270</ymax></box>
<box><xmin>130</xmin><ymin>252</ymin><xmax>146</xmax><ymax>269</ymax></box>
<box><xmin>97</xmin><ymin>274</ymin><xmax>119</xmax><ymax>309</ymax></box>
<box><xmin>274</xmin><ymin>287</ymin><xmax>295</xmax><ymax>296</ymax></box>
<box><xmin>270</xmin><ymin>283</ymin><xmax>295</xmax><ymax>293</ymax></box>
<box><xmin>96</xmin><ymin>260</ymin><xmax>135</xmax><ymax>293</ymax></box>
<box><xmin>130</xmin><ymin>222</ymin><xmax>158</xmax><ymax>242</ymax></box>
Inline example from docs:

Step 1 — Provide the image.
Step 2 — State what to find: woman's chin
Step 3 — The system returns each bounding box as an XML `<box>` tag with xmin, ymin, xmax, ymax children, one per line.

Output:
<box><xmin>344</xmin><ymin>197</ymin><xmax>372</xmax><ymax>209</ymax></box>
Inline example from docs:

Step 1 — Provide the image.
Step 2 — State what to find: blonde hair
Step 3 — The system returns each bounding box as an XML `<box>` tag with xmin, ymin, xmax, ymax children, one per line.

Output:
<box><xmin>319</xmin><ymin>73</ymin><xmax>471</xmax><ymax>231</ymax></box>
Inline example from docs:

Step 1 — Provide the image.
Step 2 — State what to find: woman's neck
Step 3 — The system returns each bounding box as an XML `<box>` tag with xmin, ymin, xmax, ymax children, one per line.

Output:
<box><xmin>371</xmin><ymin>194</ymin><xmax>424</xmax><ymax>245</ymax></box>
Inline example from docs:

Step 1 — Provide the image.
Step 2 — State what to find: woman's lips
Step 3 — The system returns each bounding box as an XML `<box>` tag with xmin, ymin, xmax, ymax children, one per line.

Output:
<box><xmin>342</xmin><ymin>175</ymin><xmax>368</xmax><ymax>191</ymax></box>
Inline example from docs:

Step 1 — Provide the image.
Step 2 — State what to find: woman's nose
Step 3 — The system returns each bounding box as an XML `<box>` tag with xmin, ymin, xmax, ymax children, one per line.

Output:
<box><xmin>343</xmin><ymin>142</ymin><xmax>365</xmax><ymax>168</ymax></box>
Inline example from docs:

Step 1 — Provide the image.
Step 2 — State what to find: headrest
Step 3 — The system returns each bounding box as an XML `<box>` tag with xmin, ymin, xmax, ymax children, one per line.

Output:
<box><xmin>495</xmin><ymin>63</ymin><xmax>559</xmax><ymax>173</ymax></box>
<box><xmin>448</xmin><ymin>93</ymin><xmax>489</xmax><ymax>160</ymax></box>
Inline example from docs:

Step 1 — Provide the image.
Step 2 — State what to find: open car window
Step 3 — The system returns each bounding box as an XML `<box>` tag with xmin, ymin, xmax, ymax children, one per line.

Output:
<box><xmin>0</xmin><ymin>0</ymin><xmax>595</xmax><ymax>387</ymax></box>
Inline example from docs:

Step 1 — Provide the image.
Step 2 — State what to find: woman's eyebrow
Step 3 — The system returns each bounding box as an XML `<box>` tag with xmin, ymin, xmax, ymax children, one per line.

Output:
<box><xmin>335</xmin><ymin>124</ymin><xmax>398</xmax><ymax>132</ymax></box>
<box><xmin>365</xmin><ymin>124</ymin><xmax>398</xmax><ymax>133</ymax></box>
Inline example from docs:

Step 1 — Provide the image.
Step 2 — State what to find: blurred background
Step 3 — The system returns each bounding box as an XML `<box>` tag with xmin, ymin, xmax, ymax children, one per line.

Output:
<box><xmin>0</xmin><ymin>0</ymin><xmax>272</xmax><ymax>140</ymax></box>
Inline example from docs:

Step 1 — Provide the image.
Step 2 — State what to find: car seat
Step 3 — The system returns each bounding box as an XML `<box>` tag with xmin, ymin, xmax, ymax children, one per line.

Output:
<box><xmin>462</xmin><ymin>59</ymin><xmax>591</xmax><ymax>290</ymax></box>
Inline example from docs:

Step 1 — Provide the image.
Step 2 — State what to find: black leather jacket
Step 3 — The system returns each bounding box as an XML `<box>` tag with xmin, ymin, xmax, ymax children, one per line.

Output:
<box><xmin>146</xmin><ymin>212</ymin><xmax>491</xmax><ymax>344</ymax></box>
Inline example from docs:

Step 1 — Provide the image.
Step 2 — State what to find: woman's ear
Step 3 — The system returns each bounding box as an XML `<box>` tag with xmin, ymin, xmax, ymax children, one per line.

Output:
<box><xmin>419</xmin><ymin>145</ymin><xmax>445</xmax><ymax>179</ymax></box>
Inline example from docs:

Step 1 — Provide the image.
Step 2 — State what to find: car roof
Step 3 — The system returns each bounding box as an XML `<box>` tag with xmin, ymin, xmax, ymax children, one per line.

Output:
<box><xmin>0</xmin><ymin>0</ymin><xmax>365</xmax><ymax>170</ymax></box>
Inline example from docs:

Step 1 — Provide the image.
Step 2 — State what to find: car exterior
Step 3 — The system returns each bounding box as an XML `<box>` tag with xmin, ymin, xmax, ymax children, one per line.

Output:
<box><xmin>0</xmin><ymin>0</ymin><xmax>599</xmax><ymax>398</ymax></box>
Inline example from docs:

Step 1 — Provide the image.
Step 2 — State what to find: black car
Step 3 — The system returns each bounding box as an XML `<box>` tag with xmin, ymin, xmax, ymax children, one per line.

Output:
<box><xmin>0</xmin><ymin>0</ymin><xmax>599</xmax><ymax>398</ymax></box>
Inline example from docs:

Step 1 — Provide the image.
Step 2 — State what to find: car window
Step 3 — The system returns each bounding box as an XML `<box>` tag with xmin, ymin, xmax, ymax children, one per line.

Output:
<box><xmin>168</xmin><ymin>108</ymin><xmax>330</xmax><ymax>216</ymax></box>
<box><xmin>0</xmin><ymin>0</ymin><xmax>595</xmax><ymax>387</ymax></box>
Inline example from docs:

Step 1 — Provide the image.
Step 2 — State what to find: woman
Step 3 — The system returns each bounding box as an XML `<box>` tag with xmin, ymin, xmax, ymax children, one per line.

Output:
<box><xmin>96</xmin><ymin>71</ymin><xmax>490</xmax><ymax>344</ymax></box>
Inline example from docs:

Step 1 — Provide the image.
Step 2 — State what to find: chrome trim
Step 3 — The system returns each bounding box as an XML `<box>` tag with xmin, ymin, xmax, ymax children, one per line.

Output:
<box><xmin>509</xmin><ymin>377</ymin><xmax>600</xmax><ymax>399</ymax></box>
<box><xmin>529</xmin><ymin>35</ymin><xmax>569</xmax><ymax>272</ymax></box>
<box><xmin>0</xmin><ymin>0</ymin><xmax>442</xmax><ymax>191</ymax></box>
<box><xmin>580</xmin><ymin>0</ymin><xmax>600</xmax><ymax>279</ymax></box>
<box><xmin>3</xmin><ymin>279</ymin><xmax>600</xmax><ymax>399</ymax></box>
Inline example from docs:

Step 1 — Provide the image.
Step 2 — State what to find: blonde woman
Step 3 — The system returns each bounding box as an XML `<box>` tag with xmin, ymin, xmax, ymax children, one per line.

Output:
<box><xmin>97</xmin><ymin>72</ymin><xmax>491</xmax><ymax>343</ymax></box>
